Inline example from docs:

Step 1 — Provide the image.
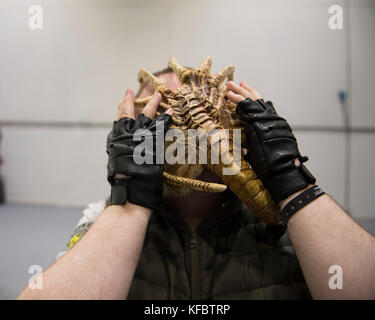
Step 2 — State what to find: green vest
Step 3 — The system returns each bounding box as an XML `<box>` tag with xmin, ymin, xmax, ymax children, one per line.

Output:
<box><xmin>127</xmin><ymin>198</ymin><xmax>311</xmax><ymax>300</ymax></box>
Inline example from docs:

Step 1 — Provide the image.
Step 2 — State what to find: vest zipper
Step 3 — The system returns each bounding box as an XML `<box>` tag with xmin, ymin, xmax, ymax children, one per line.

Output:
<box><xmin>189</xmin><ymin>230</ymin><xmax>200</xmax><ymax>299</ymax></box>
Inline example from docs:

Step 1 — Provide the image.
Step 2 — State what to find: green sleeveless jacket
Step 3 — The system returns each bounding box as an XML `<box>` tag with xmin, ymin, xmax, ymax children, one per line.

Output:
<box><xmin>127</xmin><ymin>199</ymin><xmax>311</xmax><ymax>300</ymax></box>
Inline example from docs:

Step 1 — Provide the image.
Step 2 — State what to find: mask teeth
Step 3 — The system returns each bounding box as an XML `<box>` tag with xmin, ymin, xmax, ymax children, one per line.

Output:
<box><xmin>163</xmin><ymin>172</ymin><xmax>227</xmax><ymax>193</ymax></box>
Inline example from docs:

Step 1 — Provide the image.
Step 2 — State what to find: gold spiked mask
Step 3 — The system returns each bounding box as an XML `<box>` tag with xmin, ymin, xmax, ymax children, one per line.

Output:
<box><xmin>134</xmin><ymin>57</ymin><xmax>280</xmax><ymax>225</ymax></box>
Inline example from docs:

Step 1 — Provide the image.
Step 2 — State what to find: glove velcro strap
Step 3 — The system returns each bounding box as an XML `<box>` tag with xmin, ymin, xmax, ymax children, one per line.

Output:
<box><xmin>127</xmin><ymin>179</ymin><xmax>162</xmax><ymax>212</ymax></box>
<box><xmin>109</xmin><ymin>182</ymin><xmax>161</xmax><ymax>211</ymax></box>
<box><xmin>109</xmin><ymin>180</ymin><xmax>130</xmax><ymax>205</ymax></box>
<box><xmin>298</xmin><ymin>163</ymin><xmax>316</xmax><ymax>184</ymax></box>
<box><xmin>265</xmin><ymin>164</ymin><xmax>316</xmax><ymax>202</ymax></box>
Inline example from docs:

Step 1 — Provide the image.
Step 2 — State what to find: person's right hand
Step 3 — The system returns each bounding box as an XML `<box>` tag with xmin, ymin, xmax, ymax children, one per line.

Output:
<box><xmin>226</xmin><ymin>81</ymin><xmax>316</xmax><ymax>203</ymax></box>
<box><xmin>106</xmin><ymin>89</ymin><xmax>173</xmax><ymax>210</ymax></box>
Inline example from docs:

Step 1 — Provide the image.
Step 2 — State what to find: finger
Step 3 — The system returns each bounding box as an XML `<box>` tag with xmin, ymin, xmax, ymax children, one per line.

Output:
<box><xmin>142</xmin><ymin>92</ymin><xmax>161</xmax><ymax>119</ymax></box>
<box><xmin>118</xmin><ymin>89</ymin><xmax>135</xmax><ymax>120</ymax></box>
<box><xmin>116</xmin><ymin>109</ymin><xmax>122</xmax><ymax>121</ymax></box>
<box><xmin>226</xmin><ymin>90</ymin><xmax>245</xmax><ymax>103</ymax></box>
<box><xmin>226</xmin><ymin>81</ymin><xmax>251</xmax><ymax>99</ymax></box>
<box><xmin>240</xmin><ymin>81</ymin><xmax>262</xmax><ymax>100</ymax></box>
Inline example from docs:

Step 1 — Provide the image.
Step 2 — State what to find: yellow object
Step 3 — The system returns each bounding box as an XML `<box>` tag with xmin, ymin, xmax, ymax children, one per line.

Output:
<box><xmin>67</xmin><ymin>234</ymin><xmax>81</xmax><ymax>249</ymax></box>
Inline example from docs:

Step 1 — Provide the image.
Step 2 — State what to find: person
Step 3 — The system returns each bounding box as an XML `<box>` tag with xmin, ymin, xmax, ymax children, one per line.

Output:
<box><xmin>18</xmin><ymin>69</ymin><xmax>375</xmax><ymax>300</ymax></box>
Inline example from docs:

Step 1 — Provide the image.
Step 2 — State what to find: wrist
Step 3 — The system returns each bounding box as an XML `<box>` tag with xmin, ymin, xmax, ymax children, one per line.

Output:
<box><xmin>125</xmin><ymin>202</ymin><xmax>152</xmax><ymax>219</ymax></box>
<box><xmin>109</xmin><ymin>202</ymin><xmax>152</xmax><ymax>220</ymax></box>
<box><xmin>279</xmin><ymin>185</ymin><xmax>325</xmax><ymax>229</ymax></box>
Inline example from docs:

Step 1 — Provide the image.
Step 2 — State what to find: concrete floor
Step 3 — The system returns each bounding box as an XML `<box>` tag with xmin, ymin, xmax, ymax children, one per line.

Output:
<box><xmin>0</xmin><ymin>203</ymin><xmax>83</xmax><ymax>299</ymax></box>
<box><xmin>0</xmin><ymin>203</ymin><xmax>374</xmax><ymax>300</ymax></box>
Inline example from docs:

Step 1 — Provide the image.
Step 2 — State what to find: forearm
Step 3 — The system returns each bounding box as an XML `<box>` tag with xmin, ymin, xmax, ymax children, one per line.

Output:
<box><xmin>227</xmin><ymin>81</ymin><xmax>375</xmax><ymax>299</ymax></box>
<box><xmin>285</xmin><ymin>194</ymin><xmax>375</xmax><ymax>299</ymax></box>
<box><xmin>18</xmin><ymin>202</ymin><xmax>151</xmax><ymax>300</ymax></box>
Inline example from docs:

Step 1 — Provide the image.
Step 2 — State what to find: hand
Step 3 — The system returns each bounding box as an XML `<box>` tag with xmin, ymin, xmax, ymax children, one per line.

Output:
<box><xmin>226</xmin><ymin>81</ymin><xmax>316</xmax><ymax>202</ymax></box>
<box><xmin>107</xmin><ymin>89</ymin><xmax>173</xmax><ymax>210</ymax></box>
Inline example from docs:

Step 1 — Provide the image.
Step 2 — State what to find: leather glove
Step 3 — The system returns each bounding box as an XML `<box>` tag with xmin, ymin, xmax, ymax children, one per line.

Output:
<box><xmin>106</xmin><ymin>113</ymin><xmax>172</xmax><ymax>210</ymax></box>
<box><xmin>236</xmin><ymin>98</ymin><xmax>316</xmax><ymax>202</ymax></box>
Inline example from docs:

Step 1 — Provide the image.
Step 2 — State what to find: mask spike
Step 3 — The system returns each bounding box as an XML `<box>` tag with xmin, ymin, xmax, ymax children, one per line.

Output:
<box><xmin>213</xmin><ymin>65</ymin><xmax>235</xmax><ymax>84</ymax></box>
<box><xmin>168</xmin><ymin>57</ymin><xmax>193</xmax><ymax>82</ymax></box>
<box><xmin>137</xmin><ymin>69</ymin><xmax>169</xmax><ymax>91</ymax></box>
<box><xmin>197</xmin><ymin>56</ymin><xmax>213</xmax><ymax>75</ymax></box>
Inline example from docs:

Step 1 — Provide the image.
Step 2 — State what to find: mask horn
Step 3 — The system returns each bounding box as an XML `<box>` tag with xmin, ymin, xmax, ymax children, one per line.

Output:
<box><xmin>197</xmin><ymin>56</ymin><xmax>213</xmax><ymax>75</ymax></box>
<box><xmin>168</xmin><ymin>57</ymin><xmax>193</xmax><ymax>82</ymax></box>
<box><xmin>213</xmin><ymin>65</ymin><xmax>235</xmax><ymax>84</ymax></box>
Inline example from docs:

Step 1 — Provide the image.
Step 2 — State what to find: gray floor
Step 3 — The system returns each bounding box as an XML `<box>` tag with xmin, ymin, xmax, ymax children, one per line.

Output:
<box><xmin>0</xmin><ymin>203</ymin><xmax>83</xmax><ymax>299</ymax></box>
<box><xmin>0</xmin><ymin>203</ymin><xmax>375</xmax><ymax>300</ymax></box>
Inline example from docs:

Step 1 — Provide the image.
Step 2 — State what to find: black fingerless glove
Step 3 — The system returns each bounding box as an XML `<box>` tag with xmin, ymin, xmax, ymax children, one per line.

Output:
<box><xmin>106</xmin><ymin>113</ymin><xmax>172</xmax><ymax>210</ymax></box>
<box><xmin>236</xmin><ymin>98</ymin><xmax>316</xmax><ymax>202</ymax></box>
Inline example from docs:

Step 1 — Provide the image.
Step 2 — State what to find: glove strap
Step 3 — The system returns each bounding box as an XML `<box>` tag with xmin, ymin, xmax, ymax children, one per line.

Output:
<box><xmin>109</xmin><ymin>178</ymin><xmax>131</xmax><ymax>205</ymax></box>
<box><xmin>266</xmin><ymin>163</ymin><xmax>316</xmax><ymax>202</ymax></box>
<box><xmin>281</xmin><ymin>185</ymin><xmax>325</xmax><ymax>228</ymax></box>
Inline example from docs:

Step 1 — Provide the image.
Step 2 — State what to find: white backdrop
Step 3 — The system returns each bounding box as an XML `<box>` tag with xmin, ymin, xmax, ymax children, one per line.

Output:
<box><xmin>0</xmin><ymin>0</ymin><xmax>374</xmax><ymax>217</ymax></box>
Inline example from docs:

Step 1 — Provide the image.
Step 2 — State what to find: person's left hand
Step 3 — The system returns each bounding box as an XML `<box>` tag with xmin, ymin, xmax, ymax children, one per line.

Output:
<box><xmin>225</xmin><ymin>80</ymin><xmax>316</xmax><ymax>204</ymax></box>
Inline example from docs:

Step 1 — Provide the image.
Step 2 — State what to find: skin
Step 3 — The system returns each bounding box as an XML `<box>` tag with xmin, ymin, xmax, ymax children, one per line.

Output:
<box><xmin>18</xmin><ymin>88</ymin><xmax>170</xmax><ymax>299</ymax></box>
<box><xmin>18</xmin><ymin>76</ymin><xmax>375</xmax><ymax>300</ymax></box>
<box><xmin>138</xmin><ymin>73</ymin><xmax>232</xmax><ymax>229</ymax></box>
<box><xmin>18</xmin><ymin>203</ymin><xmax>151</xmax><ymax>299</ymax></box>
<box><xmin>227</xmin><ymin>80</ymin><xmax>375</xmax><ymax>299</ymax></box>
<box><xmin>17</xmin><ymin>76</ymin><xmax>228</xmax><ymax>299</ymax></box>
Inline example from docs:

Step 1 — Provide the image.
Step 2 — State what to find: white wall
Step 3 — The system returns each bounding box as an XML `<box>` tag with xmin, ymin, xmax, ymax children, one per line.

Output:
<box><xmin>0</xmin><ymin>0</ymin><xmax>374</xmax><ymax>217</ymax></box>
